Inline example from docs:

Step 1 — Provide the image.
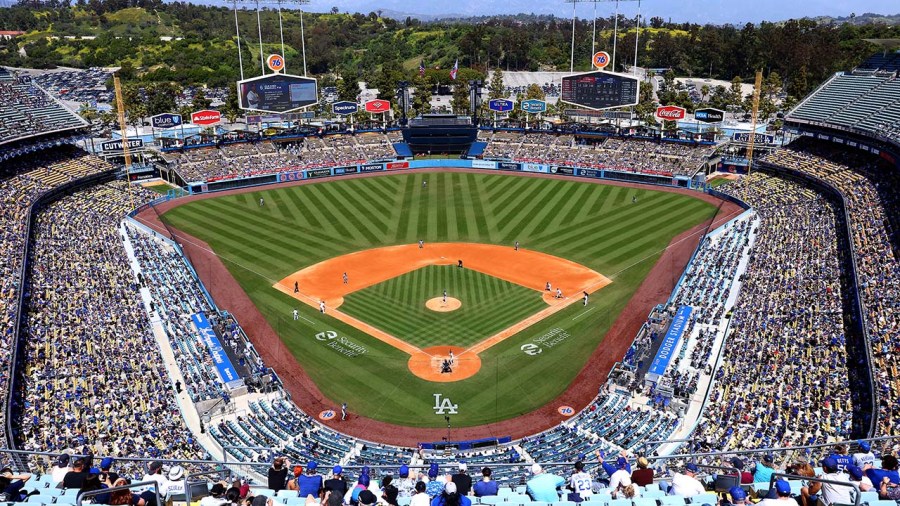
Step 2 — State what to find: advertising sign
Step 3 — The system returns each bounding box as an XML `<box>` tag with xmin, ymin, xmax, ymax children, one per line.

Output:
<box><xmin>694</xmin><ymin>108</ymin><xmax>725</xmax><ymax>123</ymax></box>
<box><xmin>151</xmin><ymin>113</ymin><xmax>182</xmax><ymax>129</ymax></box>
<box><xmin>655</xmin><ymin>105</ymin><xmax>687</xmax><ymax>121</ymax></box>
<box><xmin>522</xmin><ymin>163</ymin><xmax>547</xmax><ymax>173</ymax></box>
<box><xmin>561</xmin><ymin>70</ymin><xmax>640</xmax><ymax>110</ymax></box>
<box><xmin>521</xmin><ymin>99</ymin><xmax>547</xmax><ymax>114</ymax></box>
<box><xmin>360</xmin><ymin>163</ymin><xmax>384</xmax><ymax>172</ymax></box>
<box><xmin>365</xmin><ymin>99</ymin><xmax>391</xmax><ymax>113</ymax></box>
<box><xmin>497</xmin><ymin>162</ymin><xmax>521</xmax><ymax>171</ymax></box>
<box><xmin>191</xmin><ymin>313</ymin><xmax>242</xmax><ymax>387</ymax></box>
<box><xmin>101</xmin><ymin>138</ymin><xmax>144</xmax><ymax>152</ymax></box>
<box><xmin>386</xmin><ymin>161</ymin><xmax>409</xmax><ymax>170</ymax></box>
<box><xmin>488</xmin><ymin>99</ymin><xmax>514</xmax><ymax>113</ymax></box>
<box><xmin>731</xmin><ymin>132</ymin><xmax>775</xmax><ymax>145</ymax></box>
<box><xmin>592</xmin><ymin>51</ymin><xmax>611</xmax><ymax>69</ymax></box>
<box><xmin>647</xmin><ymin>306</ymin><xmax>693</xmax><ymax>381</ymax></box>
<box><xmin>550</xmin><ymin>166</ymin><xmax>575</xmax><ymax>176</ymax></box>
<box><xmin>471</xmin><ymin>160</ymin><xmax>497</xmax><ymax>169</ymax></box>
<box><xmin>333</xmin><ymin>166</ymin><xmax>359</xmax><ymax>175</ymax></box>
<box><xmin>332</xmin><ymin>101</ymin><xmax>359</xmax><ymax>115</ymax></box>
<box><xmin>266</xmin><ymin>54</ymin><xmax>285</xmax><ymax>73</ymax></box>
<box><xmin>306</xmin><ymin>168</ymin><xmax>333</xmax><ymax>179</ymax></box>
<box><xmin>281</xmin><ymin>171</ymin><xmax>304</xmax><ymax>182</ymax></box>
<box><xmin>237</xmin><ymin>74</ymin><xmax>318</xmax><ymax>114</ymax></box>
<box><xmin>191</xmin><ymin>110</ymin><xmax>222</xmax><ymax>126</ymax></box>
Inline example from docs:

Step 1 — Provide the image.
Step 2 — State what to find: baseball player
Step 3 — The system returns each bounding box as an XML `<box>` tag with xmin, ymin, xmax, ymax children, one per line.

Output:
<box><xmin>293</xmin><ymin>309</ymin><xmax>299</xmax><ymax>320</ymax></box>
<box><xmin>418</xmin><ymin>239</ymin><xmax>424</xmax><ymax>249</ymax></box>
<box><xmin>457</xmin><ymin>259</ymin><xmax>463</xmax><ymax>269</ymax></box>
<box><xmin>342</xmin><ymin>272</ymin><xmax>348</xmax><ymax>284</ymax></box>
<box><xmin>259</xmin><ymin>197</ymin><xmax>264</xmax><ymax>207</ymax></box>
<box><xmin>443</xmin><ymin>289</ymin><xmax>448</xmax><ymax>303</ymax></box>
<box><xmin>546</xmin><ymin>281</ymin><xmax>551</xmax><ymax>292</ymax></box>
<box><xmin>449</xmin><ymin>350</ymin><xmax>455</xmax><ymax>364</ymax></box>
<box><xmin>319</xmin><ymin>300</ymin><xmax>326</xmax><ymax>314</ymax></box>
<box><xmin>294</xmin><ymin>281</ymin><xmax>299</xmax><ymax>293</ymax></box>
<box><xmin>556</xmin><ymin>288</ymin><xmax>563</xmax><ymax>299</ymax></box>
<box><xmin>422</xmin><ymin>180</ymin><xmax>427</xmax><ymax>188</ymax></box>
<box><xmin>583</xmin><ymin>291</ymin><xmax>589</xmax><ymax>306</ymax></box>
<box><xmin>341</xmin><ymin>403</ymin><xmax>348</xmax><ymax>421</ymax></box>
<box><xmin>514</xmin><ymin>240</ymin><xmax>519</xmax><ymax>251</ymax></box>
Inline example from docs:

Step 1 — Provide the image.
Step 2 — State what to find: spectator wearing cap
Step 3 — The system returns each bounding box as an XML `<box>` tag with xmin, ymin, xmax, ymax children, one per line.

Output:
<box><xmin>731</xmin><ymin>458</ymin><xmax>753</xmax><ymax>485</ymax></box>
<box><xmin>381</xmin><ymin>476</ymin><xmax>399</xmax><ymax>506</ymax></box>
<box><xmin>163</xmin><ymin>465</ymin><xmax>187</xmax><ymax>505</ymax></box>
<box><xmin>267</xmin><ymin>457</ymin><xmax>289</xmax><ymax>493</ymax></box>
<box><xmin>62</xmin><ymin>458</ymin><xmax>89</xmax><ymax>489</ymax></box>
<box><xmin>200</xmin><ymin>483</ymin><xmax>230</xmax><ymax>506</ymax></box>
<box><xmin>631</xmin><ymin>457</ymin><xmax>654</xmax><ymax>487</ymax></box>
<box><xmin>809</xmin><ymin>457</ymin><xmax>852</xmax><ymax>506</ymax></box>
<box><xmin>297</xmin><ymin>461</ymin><xmax>323</xmax><ymax>500</ymax></box>
<box><xmin>99</xmin><ymin>458</ymin><xmax>114</xmax><ymax>483</ymax></box>
<box><xmin>397</xmin><ymin>465</ymin><xmax>416</xmax><ymax>499</ymax></box>
<box><xmin>0</xmin><ymin>468</ymin><xmax>32</xmax><ymax>502</ymax></box>
<box><xmin>753</xmin><ymin>455</ymin><xmax>777</xmax><ymax>485</ymax></box>
<box><xmin>472</xmin><ymin>468</ymin><xmax>498</xmax><ymax>498</ymax></box>
<box><xmin>143</xmin><ymin>461</ymin><xmax>166</xmax><ymax>488</ymax></box>
<box><xmin>853</xmin><ymin>441</ymin><xmax>875</xmax><ymax>469</ymax></box>
<box><xmin>345</xmin><ymin>469</ymin><xmax>370</xmax><ymax>506</ymax></box>
<box><xmin>451</xmin><ymin>464</ymin><xmax>472</xmax><ymax>497</ymax></box>
<box><xmin>431</xmin><ymin>482</ymin><xmax>471</xmax><ymax>506</ymax></box>
<box><xmin>425</xmin><ymin>464</ymin><xmax>445</xmax><ymax>499</ymax></box>
<box><xmin>411</xmin><ymin>482</ymin><xmax>430</xmax><ymax>506</ymax></box>
<box><xmin>51</xmin><ymin>454</ymin><xmax>71</xmax><ymax>486</ymax></box>
<box><xmin>287</xmin><ymin>466</ymin><xmax>304</xmax><ymax>492</ymax></box>
<box><xmin>78</xmin><ymin>473</ymin><xmax>111</xmax><ymax>505</ymax></box>
<box><xmin>358</xmin><ymin>490</ymin><xmax>378</xmax><ymax>506</ymax></box>
<box><xmin>324</xmin><ymin>466</ymin><xmax>347</xmax><ymax>497</ymax></box>
<box><xmin>757</xmin><ymin>480</ymin><xmax>794</xmax><ymax>506</ymax></box>
<box><xmin>526</xmin><ymin>464</ymin><xmax>565</xmax><ymax>503</ymax></box>
<box><xmin>865</xmin><ymin>455</ymin><xmax>900</xmax><ymax>491</ymax></box>
<box><xmin>667</xmin><ymin>463</ymin><xmax>705</xmax><ymax>497</ymax></box>
<box><xmin>251</xmin><ymin>495</ymin><xmax>274</xmax><ymax>506</ymax></box>
<box><xmin>827</xmin><ymin>445</ymin><xmax>853</xmax><ymax>473</ymax></box>
<box><xmin>847</xmin><ymin>466</ymin><xmax>874</xmax><ymax>493</ymax></box>
<box><xmin>598</xmin><ymin>454</ymin><xmax>632</xmax><ymax>495</ymax></box>
<box><xmin>728</xmin><ymin>486</ymin><xmax>748</xmax><ymax>506</ymax></box>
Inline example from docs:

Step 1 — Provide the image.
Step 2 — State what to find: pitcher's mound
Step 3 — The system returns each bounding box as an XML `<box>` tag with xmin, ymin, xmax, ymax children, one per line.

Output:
<box><xmin>426</xmin><ymin>297</ymin><xmax>461</xmax><ymax>312</ymax></box>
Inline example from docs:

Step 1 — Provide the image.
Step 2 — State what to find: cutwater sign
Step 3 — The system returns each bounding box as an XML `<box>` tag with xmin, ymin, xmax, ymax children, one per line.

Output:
<box><xmin>332</xmin><ymin>101</ymin><xmax>358</xmax><ymax>115</ymax></box>
<box><xmin>191</xmin><ymin>312</ymin><xmax>242</xmax><ymax>388</ymax></box>
<box><xmin>488</xmin><ymin>99</ymin><xmax>514</xmax><ymax>113</ymax></box>
<box><xmin>646</xmin><ymin>306</ymin><xmax>692</xmax><ymax>382</ymax></box>
<box><xmin>521</xmin><ymin>99</ymin><xmax>547</xmax><ymax>113</ymax></box>
<box><xmin>151</xmin><ymin>113</ymin><xmax>182</xmax><ymax>128</ymax></box>
<box><xmin>101</xmin><ymin>138</ymin><xmax>143</xmax><ymax>152</ymax></box>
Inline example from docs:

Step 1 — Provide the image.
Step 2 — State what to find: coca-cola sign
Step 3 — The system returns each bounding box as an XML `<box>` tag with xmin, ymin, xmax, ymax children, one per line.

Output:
<box><xmin>655</xmin><ymin>105</ymin><xmax>686</xmax><ymax>121</ymax></box>
<box><xmin>191</xmin><ymin>110</ymin><xmax>222</xmax><ymax>125</ymax></box>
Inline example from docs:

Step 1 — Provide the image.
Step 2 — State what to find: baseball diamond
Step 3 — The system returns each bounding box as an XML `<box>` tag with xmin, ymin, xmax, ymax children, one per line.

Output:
<box><xmin>160</xmin><ymin>171</ymin><xmax>719</xmax><ymax>428</ymax></box>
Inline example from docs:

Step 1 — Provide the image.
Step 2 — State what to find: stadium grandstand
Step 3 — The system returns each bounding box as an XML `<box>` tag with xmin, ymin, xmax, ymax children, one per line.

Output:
<box><xmin>2</xmin><ymin>29</ymin><xmax>900</xmax><ymax>506</ymax></box>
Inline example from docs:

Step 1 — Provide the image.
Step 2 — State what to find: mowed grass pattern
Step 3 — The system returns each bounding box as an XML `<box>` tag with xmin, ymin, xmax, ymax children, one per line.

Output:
<box><xmin>340</xmin><ymin>265</ymin><xmax>546</xmax><ymax>348</ymax></box>
<box><xmin>162</xmin><ymin>172</ymin><xmax>718</xmax><ymax>426</ymax></box>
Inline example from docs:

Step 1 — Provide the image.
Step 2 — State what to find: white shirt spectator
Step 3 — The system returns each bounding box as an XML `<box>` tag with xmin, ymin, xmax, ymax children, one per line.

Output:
<box><xmin>670</xmin><ymin>473</ymin><xmax>705</xmax><ymax>497</ymax></box>
<box><xmin>819</xmin><ymin>472</ymin><xmax>852</xmax><ymax>506</ymax></box>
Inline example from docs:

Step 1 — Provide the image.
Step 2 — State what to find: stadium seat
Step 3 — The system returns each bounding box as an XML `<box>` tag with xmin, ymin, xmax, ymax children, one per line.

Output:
<box><xmin>479</xmin><ymin>497</ymin><xmax>503</xmax><ymax>504</ymax></box>
<box><xmin>689</xmin><ymin>494</ymin><xmax>718</xmax><ymax>505</ymax></box>
<box><xmin>516</xmin><ymin>487</ymin><xmax>527</xmax><ymax>495</ymax></box>
<box><xmin>554</xmin><ymin>501</ymin><xmax>578</xmax><ymax>506</ymax></box>
<box><xmin>632</xmin><ymin>498</ymin><xmax>658</xmax><ymax>506</ymax></box>
<box><xmin>276</xmin><ymin>490</ymin><xmax>295</xmax><ymax>499</ymax></box>
<box><xmin>643</xmin><ymin>490</ymin><xmax>665</xmax><ymax>499</ymax></box>
<box><xmin>860</xmin><ymin>492</ymin><xmax>879</xmax><ymax>504</ymax></box>
<box><xmin>25</xmin><ymin>495</ymin><xmax>56</xmax><ymax>504</ymax></box>
<box><xmin>643</xmin><ymin>484</ymin><xmax>660</xmax><ymax>493</ymax></box>
<box><xmin>868</xmin><ymin>501</ymin><xmax>897</xmax><ymax>506</ymax></box>
<box><xmin>658</xmin><ymin>496</ymin><xmax>685</xmax><ymax>506</ymax></box>
<box><xmin>398</xmin><ymin>497</ymin><xmax>411</xmax><ymax>506</ymax></box>
<box><xmin>607</xmin><ymin>499</ymin><xmax>632</xmax><ymax>506</ymax></box>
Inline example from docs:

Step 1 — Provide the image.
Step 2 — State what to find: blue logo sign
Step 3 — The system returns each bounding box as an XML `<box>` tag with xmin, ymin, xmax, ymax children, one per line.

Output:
<box><xmin>151</xmin><ymin>113</ymin><xmax>182</xmax><ymax>129</ymax></box>
<box><xmin>488</xmin><ymin>99</ymin><xmax>514</xmax><ymax>113</ymax></box>
<box><xmin>521</xmin><ymin>99</ymin><xmax>547</xmax><ymax>113</ymax></box>
<box><xmin>332</xmin><ymin>101</ymin><xmax>358</xmax><ymax>115</ymax></box>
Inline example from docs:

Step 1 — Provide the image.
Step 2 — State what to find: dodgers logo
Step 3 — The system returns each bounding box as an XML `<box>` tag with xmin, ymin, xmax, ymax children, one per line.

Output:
<box><xmin>433</xmin><ymin>394</ymin><xmax>459</xmax><ymax>415</ymax></box>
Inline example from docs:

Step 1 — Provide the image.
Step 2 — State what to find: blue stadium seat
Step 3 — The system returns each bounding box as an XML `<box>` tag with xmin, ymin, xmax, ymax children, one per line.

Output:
<box><xmin>860</xmin><ymin>492</ymin><xmax>879</xmax><ymax>504</ymax></box>
<box><xmin>632</xmin><ymin>498</ymin><xmax>658</xmax><ymax>506</ymax></box>
<box><xmin>607</xmin><ymin>499</ymin><xmax>632</xmax><ymax>506</ymax></box>
<box><xmin>867</xmin><ymin>500</ymin><xmax>895</xmax><ymax>506</ymax></box>
<box><xmin>643</xmin><ymin>484</ymin><xmax>660</xmax><ymax>493</ymax></box>
<box><xmin>276</xmin><ymin>491</ymin><xmax>295</xmax><ymax>499</ymax></box>
<box><xmin>658</xmin><ymin>496</ymin><xmax>685</xmax><ymax>506</ymax></box>
<box><xmin>479</xmin><ymin>497</ymin><xmax>503</xmax><ymax>505</ymax></box>
<box><xmin>689</xmin><ymin>494</ymin><xmax>718</xmax><ymax>505</ymax></box>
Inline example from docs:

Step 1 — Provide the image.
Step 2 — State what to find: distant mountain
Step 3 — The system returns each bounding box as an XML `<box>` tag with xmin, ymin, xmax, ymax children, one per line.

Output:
<box><xmin>807</xmin><ymin>12</ymin><xmax>900</xmax><ymax>25</ymax></box>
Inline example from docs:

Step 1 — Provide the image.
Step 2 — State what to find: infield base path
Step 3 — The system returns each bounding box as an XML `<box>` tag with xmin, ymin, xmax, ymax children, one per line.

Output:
<box><xmin>273</xmin><ymin>243</ymin><xmax>611</xmax><ymax>382</ymax></box>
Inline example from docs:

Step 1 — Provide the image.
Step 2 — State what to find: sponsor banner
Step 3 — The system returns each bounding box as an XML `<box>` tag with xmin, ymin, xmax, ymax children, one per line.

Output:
<box><xmin>151</xmin><ymin>113</ymin><xmax>182</xmax><ymax>129</ymax></box>
<box><xmin>833</xmin><ymin>137</ymin><xmax>845</xmax><ymax>144</ymax></box>
<box><xmin>386</xmin><ymin>161</ymin><xmax>409</xmax><ymax>171</ymax></box>
<box><xmin>266</xmin><ymin>54</ymin><xmax>285</xmax><ymax>72</ymax></box>
<box><xmin>550</xmin><ymin>166</ymin><xmax>575</xmax><ymax>176</ymax></box>
<box><xmin>470</xmin><ymin>160</ymin><xmax>497</xmax><ymax>169</ymax></box>
<box><xmin>565</xmin><ymin>108</ymin><xmax>631</xmax><ymax>119</ymax></box>
<box><xmin>592</xmin><ymin>51</ymin><xmax>611</xmax><ymax>69</ymax></box>
<box><xmin>306</xmin><ymin>168</ymin><xmax>333</xmax><ymax>179</ymax></box>
<box><xmin>281</xmin><ymin>171</ymin><xmax>304</xmax><ymax>181</ymax></box>
<box><xmin>191</xmin><ymin>109</ymin><xmax>221</xmax><ymax>126</ymax></box>
<box><xmin>847</xmin><ymin>140</ymin><xmax>858</xmax><ymax>147</ymax></box>
<box><xmin>332</xmin><ymin>101</ymin><xmax>358</xmax><ymax>115</ymax></box>
<box><xmin>577</xmin><ymin>168</ymin><xmax>602</xmax><ymax>178</ymax></box>
<box><xmin>647</xmin><ymin>306</ymin><xmax>693</xmax><ymax>379</ymax></box>
<box><xmin>497</xmin><ymin>161</ymin><xmax>521</xmax><ymax>171</ymax></box>
<box><xmin>488</xmin><ymin>99</ymin><xmax>514</xmax><ymax>113</ymax></box>
<box><xmin>816</xmin><ymin>133</ymin><xmax>831</xmax><ymax>141</ymax></box>
<box><xmin>318</xmin><ymin>410</ymin><xmax>336</xmax><ymax>421</ymax></box>
<box><xmin>101</xmin><ymin>138</ymin><xmax>144</xmax><ymax>152</ymax></box>
<box><xmin>333</xmin><ymin>166</ymin><xmax>359</xmax><ymax>175</ymax></box>
<box><xmin>191</xmin><ymin>313</ymin><xmax>242</xmax><ymax>387</ymax></box>
<box><xmin>365</xmin><ymin>99</ymin><xmax>391</xmax><ymax>113</ymax></box>
<box><xmin>731</xmin><ymin>132</ymin><xmax>775</xmax><ymax>145</ymax></box>
<box><xmin>655</xmin><ymin>105</ymin><xmax>687</xmax><ymax>121</ymax></box>
<box><xmin>558</xmin><ymin>406</ymin><xmax>576</xmax><ymax>417</ymax></box>
<box><xmin>521</xmin><ymin>99</ymin><xmax>547</xmax><ymax>114</ymax></box>
<box><xmin>694</xmin><ymin>108</ymin><xmax>724</xmax><ymax>123</ymax></box>
<box><xmin>360</xmin><ymin>163</ymin><xmax>384</xmax><ymax>172</ymax></box>
<box><xmin>522</xmin><ymin>163</ymin><xmax>548</xmax><ymax>173</ymax></box>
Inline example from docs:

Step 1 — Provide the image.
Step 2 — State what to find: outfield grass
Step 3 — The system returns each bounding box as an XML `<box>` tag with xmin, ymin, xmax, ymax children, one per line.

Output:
<box><xmin>340</xmin><ymin>265</ymin><xmax>546</xmax><ymax>349</ymax></box>
<box><xmin>162</xmin><ymin>172</ymin><xmax>717</xmax><ymax>427</ymax></box>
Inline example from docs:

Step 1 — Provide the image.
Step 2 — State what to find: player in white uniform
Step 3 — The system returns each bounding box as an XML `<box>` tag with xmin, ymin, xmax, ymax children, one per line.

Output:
<box><xmin>569</xmin><ymin>461</ymin><xmax>593</xmax><ymax>501</ymax></box>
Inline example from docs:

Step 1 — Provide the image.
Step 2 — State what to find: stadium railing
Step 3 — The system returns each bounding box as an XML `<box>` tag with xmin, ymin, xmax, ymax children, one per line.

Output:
<box><xmin>769</xmin><ymin>473</ymin><xmax>860</xmax><ymax>506</ymax></box>
<box><xmin>76</xmin><ymin>481</ymin><xmax>162</xmax><ymax>506</ymax></box>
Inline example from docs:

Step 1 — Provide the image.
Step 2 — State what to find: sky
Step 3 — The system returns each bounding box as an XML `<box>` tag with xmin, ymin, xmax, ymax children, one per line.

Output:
<box><xmin>303</xmin><ymin>0</ymin><xmax>898</xmax><ymax>24</ymax></box>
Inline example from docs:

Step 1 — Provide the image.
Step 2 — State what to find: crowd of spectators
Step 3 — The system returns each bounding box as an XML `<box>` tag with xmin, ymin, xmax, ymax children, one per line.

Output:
<box><xmin>762</xmin><ymin>138</ymin><xmax>900</xmax><ymax>436</ymax></box>
<box><xmin>14</xmin><ymin>180</ymin><xmax>205</xmax><ymax>474</ymax></box>
<box><xmin>695</xmin><ymin>171</ymin><xmax>854</xmax><ymax>451</ymax></box>
<box><xmin>0</xmin><ymin>68</ymin><xmax>88</xmax><ymax>144</ymax></box>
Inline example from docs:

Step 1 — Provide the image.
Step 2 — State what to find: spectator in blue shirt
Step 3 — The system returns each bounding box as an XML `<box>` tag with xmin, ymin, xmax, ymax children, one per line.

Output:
<box><xmin>297</xmin><ymin>461</ymin><xmax>323</xmax><ymax>499</ymax></box>
<box><xmin>431</xmin><ymin>482</ymin><xmax>470</xmax><ymax>506</ymax></box>
<box><xmin>526</xmin><ymin>464</ymin><xmax>565</xmax><ymax>503</ymax></box>
<box><xmin>472</xmin><ymin>468</ymin><xmax>498</xmax><ymax>497</ymax></box>
<box><xmin>865</xmin><ymin>455</ymin><xmax>900</xmax><ymax>488</ymax></box>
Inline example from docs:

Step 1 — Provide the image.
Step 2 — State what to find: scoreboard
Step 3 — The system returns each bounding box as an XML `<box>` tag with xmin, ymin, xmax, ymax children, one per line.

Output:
<box><xmin>561</xmin><ymin>70</ymin><xmax>640</xmax><ymax>110</ymax></box>
<box><xmin>237</xmin><ymin>74</ymin><xmax>318</xmax><ymax>114</ymax></box>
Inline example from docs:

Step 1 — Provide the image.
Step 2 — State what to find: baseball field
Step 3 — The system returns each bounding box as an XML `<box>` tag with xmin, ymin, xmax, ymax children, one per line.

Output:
<box><xmin>160</xmin><ymin>171</ymin><xmax>717</xmax><ymax>428</ymax></box>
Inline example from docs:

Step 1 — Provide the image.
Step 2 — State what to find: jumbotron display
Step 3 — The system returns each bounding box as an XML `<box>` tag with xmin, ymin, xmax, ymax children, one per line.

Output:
<box><xmin>237</xmin><ymin>74</ymin><xmax>318</xmax><ymax>114</ymax></box>
<box><xmin>561</xmin><ymin>70</ymin><xmax>640</xmax><ymax>110</ymax></box>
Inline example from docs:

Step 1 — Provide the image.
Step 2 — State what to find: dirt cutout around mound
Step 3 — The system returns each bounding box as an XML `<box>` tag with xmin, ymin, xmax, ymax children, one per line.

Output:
<box><xmin>273</xmin><ymin>243</ymin><xmax>611</xmax><ymax>382</ymax></box>
<box><xmin>425</xmin><ymin>297</ymin><xmax>462</xmax><ymax>312</ymax></box>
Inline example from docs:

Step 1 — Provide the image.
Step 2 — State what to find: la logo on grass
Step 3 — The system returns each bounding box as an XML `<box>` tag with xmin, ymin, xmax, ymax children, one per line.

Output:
<box><xmin>433</xmin><ymin>394</ymin><xmax>458</xmax><ymax>414</ymax></box>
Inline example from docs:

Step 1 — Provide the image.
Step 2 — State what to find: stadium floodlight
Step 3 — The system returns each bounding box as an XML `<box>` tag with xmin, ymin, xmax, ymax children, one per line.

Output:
<box><xmin>230</xmin><ymin>0</ymin><xmax>312</xmax><ymax>78</ymax></box>
<box><xmin>563</xmin><ymin>0</ymin><xmax>642</xmax><ymax>75</ymax></box>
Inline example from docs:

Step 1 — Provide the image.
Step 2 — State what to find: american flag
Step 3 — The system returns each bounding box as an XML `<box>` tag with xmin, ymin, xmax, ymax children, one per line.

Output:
<box><xmin>419</xmin><ymin>60</ymin><xmax>426</xmax><ymax>77</ymax></box>
<box><xmin>450</xmin><ymin>59</ymin><xmax>458</xmax><ymax>80</ymax></box>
